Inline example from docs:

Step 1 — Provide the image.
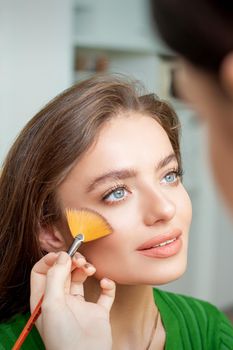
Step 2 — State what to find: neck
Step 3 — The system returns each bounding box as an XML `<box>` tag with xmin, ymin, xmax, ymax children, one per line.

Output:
<box><xmin>84</xmin><ymin>278</ymin><xmax>159</xmax><ymax>349</ymax></box>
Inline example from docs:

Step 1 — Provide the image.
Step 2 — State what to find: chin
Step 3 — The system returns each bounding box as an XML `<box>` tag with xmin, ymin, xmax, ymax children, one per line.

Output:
<box><xmin>114</xmin><ymin>264</ymin><xmax>187</xmax><ymax>287</ymax></box>
<box><xmin>93</xmin><ymin>254</ymin><xmax>188</xmax><ymax>286</ymax></box>
<box><xmin>153</xmin><ymin>260</ymin><xmax>187</xmax><ymax>286</ymax></box>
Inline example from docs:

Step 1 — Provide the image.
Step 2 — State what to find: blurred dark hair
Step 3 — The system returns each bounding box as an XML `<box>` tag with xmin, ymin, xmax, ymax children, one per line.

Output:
<box><xmin>150</xmin><ymin>0</ymin><xmax>233</xmax><ymax>74</ymax></box>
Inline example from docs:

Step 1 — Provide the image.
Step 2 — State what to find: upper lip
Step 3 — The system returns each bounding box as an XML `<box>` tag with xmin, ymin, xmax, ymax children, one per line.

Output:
<box><xmin>137</xmin><ymin>229</ymin><xmax>182</xmax><ymax>250</ymax></box>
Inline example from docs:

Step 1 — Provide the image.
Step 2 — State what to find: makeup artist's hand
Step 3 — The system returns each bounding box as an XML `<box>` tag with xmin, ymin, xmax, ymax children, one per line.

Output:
<box><xmin>30</xmin><ymin>252</ymin><xmax>115</xmax><ymax>350</ymax></box>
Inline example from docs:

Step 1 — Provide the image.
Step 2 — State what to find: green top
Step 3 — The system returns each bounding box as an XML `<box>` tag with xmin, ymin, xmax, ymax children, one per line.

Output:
<box><xmin>0</xmin><ymin>313</ymin><xmax>44</xmax><ymax>350</ymax></box>
<box><xmin>0</xmin><ymin>289</ymin><xmax>232</xmax><ymax>349</ymax></box>
<box><xmin>154</xmin><ymin>289</ymin><xmax>233</xmax><ymax>349</ymax></box>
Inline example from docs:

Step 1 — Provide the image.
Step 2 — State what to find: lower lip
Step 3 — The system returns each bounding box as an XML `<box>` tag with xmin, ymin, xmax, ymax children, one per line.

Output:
<box><xmin>137</xmin><ymin>236</ymin><xmax>182</xmax><ymax>258</ymax></box>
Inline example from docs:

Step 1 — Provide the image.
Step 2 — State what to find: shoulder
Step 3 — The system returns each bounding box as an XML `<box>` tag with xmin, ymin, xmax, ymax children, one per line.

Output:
<box><xmin>154</xmin><ymin>288</ymin><xmax>224</xmax><ymax>319</ymax></box>
<box><xmin>153</xmin><ymin>288</ymin><xmax>233</xmax><ymax>349</ymax></box>
<box><xmin>0</xmin><ymin>313</ymin><xmax>44</xmax><ymax>350</ymax></box>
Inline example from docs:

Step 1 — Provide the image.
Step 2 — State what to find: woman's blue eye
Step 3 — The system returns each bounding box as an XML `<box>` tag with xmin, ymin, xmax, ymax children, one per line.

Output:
<box><xmin>162</xmin><ymin>172</ymin><xmax>178</xmax><ymax>184</ymax></box>
<box><xmin>103</xmin><ymin>187</ymin><xmax>127</xmax><ymax>202</ymax></box>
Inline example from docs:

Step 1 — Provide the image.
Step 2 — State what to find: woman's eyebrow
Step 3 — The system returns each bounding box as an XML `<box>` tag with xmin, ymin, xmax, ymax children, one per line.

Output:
<box><xmin>86</xmin><ymin>153</ymin><xmax>177</xmax><ymax>193</ymax></box>
<box><xmin>156</xmin><ymin>153</ymin><xmax>177</xmax><ymax>170</ymax></box>
<box><xmin>86</xmin><ymin>169</ymin><xmax>137</xmax><ymax>193</ymax></box>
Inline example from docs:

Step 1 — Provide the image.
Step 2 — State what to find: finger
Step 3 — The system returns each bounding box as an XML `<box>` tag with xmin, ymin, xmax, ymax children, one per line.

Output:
<box><xmin>72</xmin><ymin>252</ymin><xmax>86</xmax><ymax>267</ymax></box>
<box><xmin>70</xmin><ymin>255</ymin><xmax>96</xmax><ymax>297</ymax></box>
<box><xmin>43</xmin><ymin>252</ymin><xmax>72</xmax><ymax>306</ymax></box>
<box><xmin>71</xmin><ymin>263</ymin><xmax>95</xmax><ymax>283</ymax></box>
<box><xmin>30</xmin><ymin>253</ymin><xmax>58</xmax><ymax>308</ymax></box>
<box><xmin>32</xmin><ymin>252</ymin><xmax>58</xmax><ymax>275</ymax></box>
<box><xmin>72</xmin><ymin>253</ymin><xmax>96</xmax><ymax>276</ymax></box>
<box><xmin>97</xmin><ymin>278</ymin><xmax>116</xmax><ymax>312</ymax></box>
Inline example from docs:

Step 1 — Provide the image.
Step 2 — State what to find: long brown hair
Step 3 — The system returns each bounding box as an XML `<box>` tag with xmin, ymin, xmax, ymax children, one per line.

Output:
<box><xmin>0</xmin><ymin>74</ymin><xmax>181</xmax><ymax>320</ymax></box>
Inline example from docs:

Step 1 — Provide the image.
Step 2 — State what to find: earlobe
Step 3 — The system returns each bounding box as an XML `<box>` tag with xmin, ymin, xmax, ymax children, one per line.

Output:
<box><xmin>38</xmin><ymin>224</ymin><xmax>68</xmax><ymax>253</ymax></box>
<box><xmin>220</xmin><ymin>52</ymin><xmax>233</xmax><ymax>100</ymax></box>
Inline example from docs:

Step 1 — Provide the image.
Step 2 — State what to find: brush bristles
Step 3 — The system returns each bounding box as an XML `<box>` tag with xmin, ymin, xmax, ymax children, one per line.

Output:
<box><xmin>65</xmin><ymin>208</ymin><xmax>112</xmax><ymax>242</ymax></box>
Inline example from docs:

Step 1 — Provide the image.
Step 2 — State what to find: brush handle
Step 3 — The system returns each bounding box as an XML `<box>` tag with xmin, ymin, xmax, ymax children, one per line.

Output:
<box><xmin>12</xmin><ymin>295</ymin><xmax>43</xmax><ymax>350</ymax></box>
<box><xmin>12</xmin><ymin>235</ymin><xmax>84</xmax><ymax>349</ymax></box>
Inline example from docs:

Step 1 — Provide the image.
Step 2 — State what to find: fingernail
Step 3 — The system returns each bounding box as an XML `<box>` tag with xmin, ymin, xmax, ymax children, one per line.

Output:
<box><xmin>102</xmin><ymin>277</ymin><xmax>111</xmax><ymax>282</ymax></box>
<box><xmin>74</xmin><ymin>252</ymin><xmax>85</xmax><ymax>262</ymax></box>
<box><xmin>73</xmin><ymin>255</ymin><xmax>86</xmax><ymax>267</ymax></box>
<box><xmin>74</xmin><ymin>252</ymin><xmax>84</xmax><ymax>260</ymax></box>
<box><xmin>57</xmin><ymin>252</ymin><xmax>69</xmax><ymax>264</ymax></box>
<box><xmin>84</xmin><ymin>263</ymin><xmax>92</xmax><ymax>269</ymax></box>
<box><xmin>102</xmin><ymin>278</ymin><xmax>112</xmax><ymax>284</ymax></box>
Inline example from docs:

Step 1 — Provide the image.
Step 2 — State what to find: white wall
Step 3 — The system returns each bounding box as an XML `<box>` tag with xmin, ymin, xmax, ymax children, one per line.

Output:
<box><xmin>0</xmin><ymin>0</ymin><xmax>73</xmax><ymax>163</ymax></box>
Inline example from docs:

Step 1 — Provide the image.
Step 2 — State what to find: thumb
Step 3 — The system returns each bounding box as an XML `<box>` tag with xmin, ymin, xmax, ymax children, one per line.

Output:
<box><xmin>30</xmin><ymin>252</ymin><xmax>58</xmax><ymax>310</ymax></box>
<box><xmin>43</xmin><ymin>252</ymin><xmax>72</xmax><ymax>305</ymax></box>
<box><xmin>97</xmin><ymin>278</ymin><xmax>116</xmax><ymax>312</ymax></box>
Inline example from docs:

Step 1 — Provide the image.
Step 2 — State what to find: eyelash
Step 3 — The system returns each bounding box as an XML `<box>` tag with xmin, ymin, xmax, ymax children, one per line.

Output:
<box><xmin>101</xmin><ymin>166</ymin><xmax>184</xmax><ymax>204</ymax></box>
<box><xmin>102</xmin><ymin>184</ymin><xmax>129</xmax><ymax>204</ymax></box>
<box><xmin>162</xmin><ymin>167</ymin><xmax>184</xmax><ymax>185</ymax></box>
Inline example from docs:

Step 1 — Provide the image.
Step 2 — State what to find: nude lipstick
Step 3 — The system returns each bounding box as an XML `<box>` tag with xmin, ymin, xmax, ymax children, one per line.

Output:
<box><xmin>137</xmin><ymin>229</ymin><xmax>182</xmax><ymax>258</ymax></box>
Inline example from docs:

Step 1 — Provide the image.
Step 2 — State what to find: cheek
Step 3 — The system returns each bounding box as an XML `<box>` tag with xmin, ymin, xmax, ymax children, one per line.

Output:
<box><xmin>177</xmin><ymin>188</ymin><xmax>192</xmax><ymax>229</ymax></box>
<box><xmin>78</xmin><ymin>212</ymin><xmax>137</xmax><ymax>281</ymax></box>
<box><xmin>79</xmin><ymin>234</ymin><xmax>126</xmax><ymax>281</ymax></box>
<box><xmin>90</xmin><ymin>203</ymin><xmax>141</xmax><ymax>249</ymax></box>
<box><xmin>79</xmin><ymin>229</ymin><xmax>124</xmax><ymax>264</ymax></box>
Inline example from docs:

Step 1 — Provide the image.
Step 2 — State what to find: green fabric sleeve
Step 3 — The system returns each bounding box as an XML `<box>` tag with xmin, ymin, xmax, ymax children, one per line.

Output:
<box><xmin>0</xmin><ymin>313</ymin><xmax>45</xmax><ymax>350</ymax></box>
<box><xmin>154</xmin><ymin>288</ymin><xmax>233</xmax><ymax>350</ymax></box>
<box><xmin>218</xmin><ymin>310</ymin><xmax>233</xmax><ymax>349</ymax></box>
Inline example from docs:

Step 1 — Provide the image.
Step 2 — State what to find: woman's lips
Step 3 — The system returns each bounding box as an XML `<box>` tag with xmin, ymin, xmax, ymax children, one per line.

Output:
<box><xmin>137</xmin><ymin>229</ymin><xmax>182</xmax><ymax>258</ymax></box>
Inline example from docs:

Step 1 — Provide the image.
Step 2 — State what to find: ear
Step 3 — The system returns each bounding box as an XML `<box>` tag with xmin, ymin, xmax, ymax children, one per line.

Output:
<box><xmin>220</xmin><ymin>52</ymin><xmax>233</xmax><ymax>100</ymax></box>
<box><xmin>38</xmin><ymin>224</ymin><xmax>68</xmax><ymax>253</ymax></box>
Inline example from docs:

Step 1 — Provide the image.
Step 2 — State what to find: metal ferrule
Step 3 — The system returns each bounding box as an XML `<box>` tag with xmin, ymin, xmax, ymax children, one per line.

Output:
<box><xmin>67</xmin><ymin>234</ymin><xmax>84</xmax><ymax>257</ymax></box>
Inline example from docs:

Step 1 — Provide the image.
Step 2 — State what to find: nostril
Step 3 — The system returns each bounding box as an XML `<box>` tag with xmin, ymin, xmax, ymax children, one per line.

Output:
<box><xmin>143</xmin><ymin>200</ymin><xmax>176</xmax><ymax>226</ymax></box>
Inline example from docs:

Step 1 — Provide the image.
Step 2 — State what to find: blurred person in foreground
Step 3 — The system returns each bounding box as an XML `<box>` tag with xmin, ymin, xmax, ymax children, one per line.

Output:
<box><xmin>150</xmin><ymin>0</ymin><xmax>233</xmax><ymax>213</ymax></box>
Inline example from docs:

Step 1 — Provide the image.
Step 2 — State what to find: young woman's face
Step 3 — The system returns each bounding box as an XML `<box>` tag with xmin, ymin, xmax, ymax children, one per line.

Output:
<box><xmin>58</xmin><ymin>113</ymin><xmax>192</xmax><ymax>285</ymax></box>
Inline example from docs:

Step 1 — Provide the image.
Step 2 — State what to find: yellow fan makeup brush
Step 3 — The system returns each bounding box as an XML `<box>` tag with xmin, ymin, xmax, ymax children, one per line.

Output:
<box><xmin>13</xmin><ymin>208</ymin><xmax>112</xmax><ymax>350</ymax></box>
<box><xmin>66</xmin><ymin>208</ymin><xmax>112</xmax><ymax>256</ymax></box>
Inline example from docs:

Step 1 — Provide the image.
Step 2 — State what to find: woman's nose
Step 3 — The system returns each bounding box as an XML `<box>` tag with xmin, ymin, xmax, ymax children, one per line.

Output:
<box><xmin>142</xmin><ymin>188</ymin><xmax>176</xmax><ymax>226</ymax></box>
